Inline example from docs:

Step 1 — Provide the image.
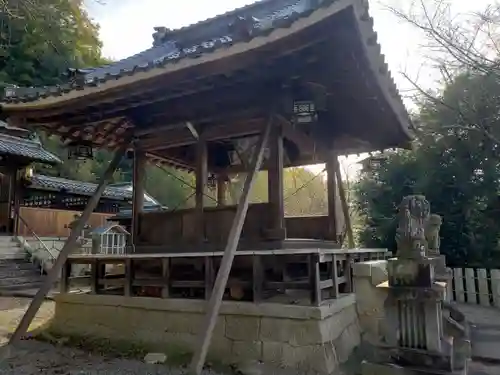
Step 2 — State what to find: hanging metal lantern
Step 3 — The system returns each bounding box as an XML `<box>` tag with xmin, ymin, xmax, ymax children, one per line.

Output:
<box><xmin>22</xmin><ymin>166</ymin><xmax>34</xmax><ymax>180</ymax></box>
<box><xmin>207</xmin><ymin>173</ymin><xmax>217</xmax><ymax>189</ymax></box>
<box><xmin>292</xmin><ymin>100</ymin><xmax>318</xmax><ymax>124</ymax></box>
<box><xmin>3</xmin><ymin>84</ymin><xmax>18</xmax><ymax>98</ymax></box>
<box><xmin>67</xmin><ymin>141</ymin><xmax>94</xmax><ymax>160</ymax></box>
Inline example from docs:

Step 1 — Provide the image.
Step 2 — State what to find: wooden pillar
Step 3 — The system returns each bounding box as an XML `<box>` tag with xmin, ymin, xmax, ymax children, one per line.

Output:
<box><xmin>216</xmin><ymin>174</ymin><xmax>227</xmax><ymax>207</ymax></box>
<box><xmin>131</xmin><ymin>149</ymin><xmax>146</xmax><ymax>245</ymax></box>
<box><xmin>195</xmin><ymin>137</ymin><xmax>208</xmax><ymax>242</ymax></box>
<box><xmin>4</xmin><ymin>145</ymin><xmax>127</xmax><ymax>352</ymax></box>
<box><xmin>6</xmin><ymin>168</ymin><xmax>15</xmax><ymax>235</ymax></box>
<box><xmin>325</xmin><ymin>152</ymin><xmax>338</xmax><ymax>242</ymax></box>
<box><xmin>190</xmin><ymin>119</ymin><xmax>272</xmax><ymax>375</ymax></box>
<box><xmin>266</xmin><ymin>123</ymin><xmax>285</xmax><ymax>240</ymax></box>
<box><xmin>334</xmin><ymin>161</ymin><xmax>355</xmax><ymax>249</ymax></box>
<box><xmin>12</xmin><ymin>169</ymin><xmax>21</xmax><ymax>237</ymax></box>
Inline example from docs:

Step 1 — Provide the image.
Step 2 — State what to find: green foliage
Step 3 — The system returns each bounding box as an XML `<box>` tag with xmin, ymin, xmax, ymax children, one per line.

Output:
<box><xmin>0</xmin><ymin>0</ymin><xmax>105</xmax><ymax>88</ymax></box>
<box><xmin>354</xmin><ymin>70</ymin><xmax>500</xmax><ymax>267</ymax></box>
<box><xmin>227</xmin><ymin>168</ymin><xmax>327</xmax><ymax>216</ymax></box>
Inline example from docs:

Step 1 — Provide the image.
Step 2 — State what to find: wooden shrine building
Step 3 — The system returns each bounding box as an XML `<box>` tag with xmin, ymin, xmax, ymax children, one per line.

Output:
<box><xmin>1</xmin><ymin>0</ymin><xmax>414</xmax><ymax>373</ymax></box>
<box><xmin>0</xmin><ymin>121</ymin><xmax>62</xmax><ymax>234</ymax></box>
<box><xmin>22</xmin><ymin>176</ymin><xmax>160</xmax><ymax>214</ymax></box>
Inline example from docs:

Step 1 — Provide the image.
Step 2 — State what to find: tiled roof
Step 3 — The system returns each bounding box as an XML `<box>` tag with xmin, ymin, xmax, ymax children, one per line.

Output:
<box><xmin>1</xmin><ymin>0</ymin><xmax>349</xmax><ymax>103</ymax></box>
<box><xmin>1</xmin><ymin>0</ymin><xmax>412</xmax><ymax>146</ymax></box>
<box><xmin>109</xmin><ymin>205</ymin><xmax>168</xmax><ymax>220</ymax></box>
<box><xmin>28</xmin><ymin>174</ymin><xmax>162</xmax><ymax>204</ymax></box>
<box><xmin>0</xmin><ymin>122</ymin><xmax>61</xmax><ymax>164</ymax></box>
<box><xmin>29</xmin><ymin>174</ymin><xmax>133</xmax><ymax>201</ymax></box>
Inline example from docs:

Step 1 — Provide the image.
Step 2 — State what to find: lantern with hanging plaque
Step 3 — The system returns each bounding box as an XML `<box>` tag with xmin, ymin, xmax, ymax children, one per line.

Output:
<box><xmin>3</xmin><ymin>84</ymin><xmax>18</xmax><ymax>98</ymax></box>
<box><xmin>292</xmin><ymin>100</ymin><xmax>318</xmax><ymax>125</ymax></box>
<box><xmin>207</xmin><ymin>173</ymin><xmax>217</xmax><ymax>189</ymax></box>
<box><xmin>67</xmin><ymin>141</ymin><xmax>94</xmax><ymax>161</ymax></box>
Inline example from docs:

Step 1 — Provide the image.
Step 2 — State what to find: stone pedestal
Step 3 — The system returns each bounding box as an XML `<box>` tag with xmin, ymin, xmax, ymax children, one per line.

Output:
<box><xmin>352</xmin><ymin>260</ymin><xmax>388</xmax><ymax>345</ymax></box>
<box><xmin>361</xmin><ymin>195</ymin><xmax>470</xmax><ymax>375</ymax></box>
<box><xmin>49</xmin><ymin>293</ymin><xmax>361</xmax><ymax>374</ymax></box>
<box><xmin>431</xmin><ymin>255</ymin><xmax>452</xmax><ymax>302</ymax></box>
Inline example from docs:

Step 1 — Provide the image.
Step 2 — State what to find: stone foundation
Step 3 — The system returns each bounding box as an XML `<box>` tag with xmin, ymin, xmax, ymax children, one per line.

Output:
<box><xmin>49</xmin><ymin>293</ymin><xmax>360</xmax><ymax>374</ymax></box>
<box><xmin>352</xmin><ymin>260</ymin><xmax>389</xmax><ymax>345</ymax></box>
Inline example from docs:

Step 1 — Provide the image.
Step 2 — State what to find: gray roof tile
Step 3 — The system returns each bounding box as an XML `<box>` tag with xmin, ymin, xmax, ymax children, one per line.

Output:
<box><xmin>29</xmin><ymin>174</ymin><xmax>132</xmax><ymax>200</ymax></box>
<box><xmin>2</xmin><ymin>0</ymin><xmax>322</xmax><ymax>102</ymax></box>
<box><xmin>0</xmin><ymin>129</ymin><xmax>61</xmax><ymax>165</ymax></box>
<box><xmin>28</xmin><ymin>174</ymin><xmax>161</xmax><ymax>204</ymax></box>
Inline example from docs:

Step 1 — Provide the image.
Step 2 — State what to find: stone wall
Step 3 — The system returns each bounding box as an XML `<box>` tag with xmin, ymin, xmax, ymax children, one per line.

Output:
<box><xmin>352</xmin><ymin>260</ymin><xmax>389</xmax><ymax>345</ymax></box>
<box><xmin>49</xmin><ymin>293</ymin><xmax>361</xmax><ymax>374</ymax></box>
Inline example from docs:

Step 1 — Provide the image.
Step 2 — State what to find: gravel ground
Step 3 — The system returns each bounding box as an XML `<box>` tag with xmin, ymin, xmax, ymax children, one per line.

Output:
<box><xmin>0</xmin><ymin>340</ymin><xmax>229</xmax><ymax>375</ymax></box>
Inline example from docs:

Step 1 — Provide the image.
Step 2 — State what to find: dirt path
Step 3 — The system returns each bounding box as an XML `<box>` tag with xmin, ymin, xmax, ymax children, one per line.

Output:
<box><xmin>0</xmin><ymin>296</ymin><xmax>54</xmax><ymax>345</ymax></box>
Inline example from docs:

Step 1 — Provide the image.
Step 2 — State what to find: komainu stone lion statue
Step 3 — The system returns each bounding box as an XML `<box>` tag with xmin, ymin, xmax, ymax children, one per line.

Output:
<box><xmin>425</xmin><ymin>213</ymin><xmax>442</xmax><ymax>257</ymax></box>
<box><xmin>395</xmin><ymin>195</ymin><xmax>430</xmax><ymax>258</ymax></box>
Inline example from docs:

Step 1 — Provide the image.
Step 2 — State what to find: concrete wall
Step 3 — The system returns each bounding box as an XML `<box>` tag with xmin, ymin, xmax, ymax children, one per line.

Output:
<box><xmin>50</xmin><ymin>293</ymin><xmax>361</xmax><ymax>374</ymax></box>
<box><xmin>352</xmin><ymin>260</ymin><xmax>389</xmax><ymax>345</ymax></box>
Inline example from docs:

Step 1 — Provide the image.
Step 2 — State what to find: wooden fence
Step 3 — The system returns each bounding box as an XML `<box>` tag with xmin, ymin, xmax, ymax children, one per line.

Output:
<box><xmin>451</xmin><ymin>267</ymin><xmax>500</xmax><ymax>307</ymax></box>
<box><xmin>17</xmin><ymin>207</ymin><xmax>113</xmax><ymax>237</ymax></box>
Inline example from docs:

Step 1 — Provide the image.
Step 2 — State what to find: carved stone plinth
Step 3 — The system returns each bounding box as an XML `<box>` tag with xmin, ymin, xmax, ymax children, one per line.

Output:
<box><xmin>363</xmin><ymin>195</ymin><xmax>470</xmax><ymax>375</ymax></box>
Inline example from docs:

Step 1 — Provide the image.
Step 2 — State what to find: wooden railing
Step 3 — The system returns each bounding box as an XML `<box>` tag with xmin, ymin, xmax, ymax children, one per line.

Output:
<box><xmin>18</xmin><ymin>215</ymin><xmax>58</xmax><ymax>274</ymax></box>
<box><xmin>451</xmin><ymin>267</ymin><xmax>500</xmax><ymax>307</ymax></box>
<box><xmin>61</xmin><ymin>248</ymin><xmax>389</xmax><ymax>306</ymax></box>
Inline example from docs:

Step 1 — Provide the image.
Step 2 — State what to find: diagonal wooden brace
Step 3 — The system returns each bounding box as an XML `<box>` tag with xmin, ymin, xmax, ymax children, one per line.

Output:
<box><xmin>3</xmin><ymin>144</ymin><xmax>128</xmax><ymax>353</ymax></box>
<box><xmin>189</xmin><ymin>117</ymin><xmax>272</xmax><ymax>375</ymax></box>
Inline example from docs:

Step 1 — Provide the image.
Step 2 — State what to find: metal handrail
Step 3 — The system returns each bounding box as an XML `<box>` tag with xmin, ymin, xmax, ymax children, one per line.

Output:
<box><xmin>18</xmin><ymin>215</ymin><xmax>58</xmax><ymax>273</ymax></box>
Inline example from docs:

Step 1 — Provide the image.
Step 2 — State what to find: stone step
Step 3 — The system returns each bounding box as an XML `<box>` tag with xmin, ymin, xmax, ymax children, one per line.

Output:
<box><xmin>0</xmin><ymin>244</ymin><xmax>22</xmax><ymax>251</ymax></box>
<box><xmin>0</xmin><ymin>259</ymin><xmax>34</xmax><ymax>268</ymax></box>
<box><xmin>470</xmin><ymin>325</ymin><xmax>500</xmax><ymax>361</ymax></box>
<box><xmin>0</xmin><ymin>253</ymin><xmax>26</xmax><ymax>260</ymax></box>
<box><xmin>0</xmin><ymin>267</ymin><xmax>41</xmax><ymax>278</ymax></box>
<box><xmin>0</xmin><ymin>281</ymin><xmax>45</xmax><ymax>293</ymax></box>
<box><xmin>0</xmin><ymin>275</ymin><xmax>45</xmax><ymax>287</ymax></box>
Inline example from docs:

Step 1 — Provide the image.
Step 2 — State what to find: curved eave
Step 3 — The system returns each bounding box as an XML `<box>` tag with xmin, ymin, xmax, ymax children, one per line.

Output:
<box><xmin>1</xmin><ymin>0</ymin><xmax>412</xmax><ymax>150</ymax></box>
<box><xmin>351</xmin><ymin>0</ymin><xmax>414</xmax><ymax>146</ymax></box>
<box><xmin>0</xmin><ymin>2</ymin><xmax>370</xmax><ymax>106</ymax></box>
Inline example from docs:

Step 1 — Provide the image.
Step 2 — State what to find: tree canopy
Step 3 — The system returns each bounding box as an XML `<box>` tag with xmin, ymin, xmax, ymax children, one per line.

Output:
<box><xmin>354</xmin><ymin>70</ymin><xmax>500</xmax><ymax>267</ymax></box>
<box><xmin>0</xmin><ymin>0</ymin><xmax>104</xmax><ymax>87</ymax></box>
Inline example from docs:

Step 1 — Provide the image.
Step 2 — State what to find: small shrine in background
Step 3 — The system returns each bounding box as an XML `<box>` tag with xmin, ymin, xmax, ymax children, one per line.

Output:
<box><xmin>362</xmin><ymin>195</ymin><xmax>470</xmax><ymax>375</ymax></box>
<box><xmin>0</xmin><ymin>120</ymin><xmax>61</xmax><ymax>234</ymax></box>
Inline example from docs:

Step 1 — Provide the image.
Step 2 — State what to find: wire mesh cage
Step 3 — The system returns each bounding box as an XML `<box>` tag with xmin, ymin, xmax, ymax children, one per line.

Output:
<box><xmin>91</xmin><ymin>224</ymin><xmax>130</xmax><ymax>255</ymax></box>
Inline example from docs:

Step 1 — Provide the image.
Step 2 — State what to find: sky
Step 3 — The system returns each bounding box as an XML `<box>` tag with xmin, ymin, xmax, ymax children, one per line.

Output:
<box><xmin>86</xmin><ymin>0</ymin><xmax>492</xmax><ymax>178</ymax></box>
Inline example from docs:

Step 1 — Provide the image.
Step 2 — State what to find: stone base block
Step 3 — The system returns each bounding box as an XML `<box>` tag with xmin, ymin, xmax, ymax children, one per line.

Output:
<box><xmin>352</xmin><ymin>261</ymin><xmax>388</xmax><ymax>345</ymax></box>
<box><xmin>49</xmin><ymin>293</ymin><xmax>361</xmax><ymax>374</ymax></box>
<box><xmin>387</xmin><ymin>258</ymin><xmax>435</xmax><ymax>288</ymax></box>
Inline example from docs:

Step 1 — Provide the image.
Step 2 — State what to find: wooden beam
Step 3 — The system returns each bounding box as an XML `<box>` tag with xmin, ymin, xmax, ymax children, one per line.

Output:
<box><xmin>189</xmin><ymin>117</ymin><xmax>272</xmax><ymax>375</ymax></box>
<box><xmin>12</xmin><ymin>169</ymin><xmax>21</xmax><ymax>237</ymax></box>
<box><xmin>186</xmin><ymin>121</ymin><xmax>199</xmax><ymax>140</ymax></box>
<box><xmin>267</xmin><ymin>120</ymin><xmax>285</xmax><ymax>239</ymax></box>
<box><xmin>216</xmin><ymin>174</ymin><xmax>227</xmax><ymax>207</ymax></box>
<box><xmin>275</xmin><ymin>114</ymin><xmax>317</xmax><ymax>153</ymax></box>
<box><xmin>2</xmin><ymin>144</ymin><xmax>128</xmax><ymax>355</ymax></box>
<box><xmin>334</xmin><ymin>159</ymin><xmax>355</xmax><ymax>248</ymax></box>
<box><xmin>195</xmin><ymin>136</ymin><xmax>208</xmax><ymax>243</ymax></box>
<box><xmin>140</xmin><ymin>119</ymin><xmax>264</xmax><ymax>151</ymax></box>
<box><xmin>131</xmin><ymin>148</ymin><xmax>146</xmax><ymax>244</ymax></box>
<box><xmin>325</xmin><ymin>152</ymin><xmax>338</xmax><ymax>242</ymax></box>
